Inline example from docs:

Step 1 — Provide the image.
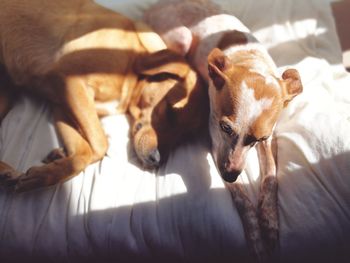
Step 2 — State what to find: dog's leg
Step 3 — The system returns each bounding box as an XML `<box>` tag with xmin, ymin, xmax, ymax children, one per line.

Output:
<box><xmin>117</xmin><ymin>70</ymin><xmax>138</xmax><ymax>113</ymax></box>
<box><xmin>14</xmin><ymin>74</ymin><xmax>108</xmax><ymax>191</ymax></box>
<box><xmin>0</xmin><ymin>161</ymin><xmax>22</xmax><ymax>189</ymax></box>
<box><xmin>1</xmin><ymin>101</ymin><xmax>100</xmax><ymax>192</ymax></box>
<box><xmin>60</xmin><ymin>75</ymin><xmax>108</xmax><ymax>163</ymax></box>
<box><xmin>256</xmin><ymin>137</ymin><xmax>279</xmax><ymax>256</ymax></box>
<box><xmin>14</xmin><ymin>107</ymin><xmax>93</xmax><ymax>191</ymax></box>
<box><xmin>226</xmin><ymin>182</ymin><xmax>267</xmax><ymax>262</ymax></box>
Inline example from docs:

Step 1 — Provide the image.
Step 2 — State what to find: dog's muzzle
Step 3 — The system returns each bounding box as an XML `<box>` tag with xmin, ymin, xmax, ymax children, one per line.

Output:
<box><xmin>145</xmin><ymin>148</ymin><xmax>161</xmax><ymax>167</ymax></box>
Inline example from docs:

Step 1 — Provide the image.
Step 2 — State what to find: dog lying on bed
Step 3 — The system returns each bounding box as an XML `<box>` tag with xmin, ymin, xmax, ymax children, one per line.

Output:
<box><xmin>0</xmin><ymin>0</ymin><xmax>208</xmax><ymax>192</ymax></box>
<box><xmin>145</xmin><ymin>0</ymin><xmax>303</xmax><ymax>261</ymax></box>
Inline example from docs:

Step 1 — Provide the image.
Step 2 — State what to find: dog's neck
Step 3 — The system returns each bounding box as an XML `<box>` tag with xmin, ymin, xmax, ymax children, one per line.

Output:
<box><xmin>219</xmin><ymin>30</ymin><xmax>277</xmax><ymax>77</ymax></box>
<box><xmin>193</xmin><ymin>28</ymin><xmax>277</xmax><ymax>81</ymax></box>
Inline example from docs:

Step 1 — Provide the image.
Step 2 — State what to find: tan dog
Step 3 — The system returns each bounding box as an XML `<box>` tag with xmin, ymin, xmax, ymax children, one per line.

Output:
<box><xmin>130</xmin><ymin>49</ymin><xmax>208</xmax><ymax>168</ymax></box>
<box><xmin>145</xmin><ymin>0</ymin><xmax>303</xmax><ymax>261</ymax></box>
<box><xmin>0</xmin><ymin>0</ymin><xmax>142</xmax><ymax>191</ymax></box>
<box><xmin>0</xmin><ymin>0</ymin><xmax>206</xmax><ymax>192</ymax></box>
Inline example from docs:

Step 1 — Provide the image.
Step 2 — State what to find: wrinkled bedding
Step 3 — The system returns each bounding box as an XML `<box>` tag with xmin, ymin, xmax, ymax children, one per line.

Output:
<box><xmin>0</xmin><ymin>0</ymin><xmax>349</xmax><ymax>262</ymax></box>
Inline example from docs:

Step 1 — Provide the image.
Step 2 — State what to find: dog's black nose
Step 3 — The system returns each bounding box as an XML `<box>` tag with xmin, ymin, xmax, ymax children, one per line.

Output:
<box><xmin>222</xmin><ymin>170</ymin><xmax>241</xmax><ymax>183</ymax></box>
<box><xmin>146</xmin><ymin>149</ymin><xmax>161</xmax><ymax>166</ymax></box>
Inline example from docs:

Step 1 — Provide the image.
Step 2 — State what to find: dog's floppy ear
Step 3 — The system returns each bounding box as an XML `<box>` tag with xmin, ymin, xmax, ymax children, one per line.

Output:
<box><xmin>208</xmin><ymin>48</ymin><xmax>232</xmax><ymax>90</ymax></box>
<box><xmin>281</xmin><ymin>68</ymin><xmax>303</xmax><ymax>107</ymax></box>
<box><xmin>134</xmin><ymin>49</ymin><xmax>190</xmax><ymax>78</ymax></box>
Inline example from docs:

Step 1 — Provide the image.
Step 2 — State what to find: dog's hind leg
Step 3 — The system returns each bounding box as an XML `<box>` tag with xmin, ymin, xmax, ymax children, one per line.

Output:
<box><xmin>0</xmin><ymin>108</ymin><xmax>92</xmax><ymax>192</ymax></box>
<box><xmin>36</xmin><ymin>73</ymin><xmax>108</xmax><ymax>163</ymax></box>
<box><xmin>14</xmin><ymin>107</ymin><xmax>93</xmax><ymax>192</ymax></box>
<box><xmin>14</xmin><ymin>74</ymin><xmax>108</xmax><ymax>192</ymax></box>
<box><xmin>226</xmin><ymin>182</ymin><xmax>267</xmax><ymax>263</ymax></box>
<box><xmin>256</xmin><ymin>137</ymin><xmax>279</xmax><ymax>257</ymax></box>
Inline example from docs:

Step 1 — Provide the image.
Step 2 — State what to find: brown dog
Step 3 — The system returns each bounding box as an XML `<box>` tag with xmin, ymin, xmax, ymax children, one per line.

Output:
<box><xmin>0</xmin><ymin>0</ymin><xmax>207</xmax><ymax>192</ymax></box>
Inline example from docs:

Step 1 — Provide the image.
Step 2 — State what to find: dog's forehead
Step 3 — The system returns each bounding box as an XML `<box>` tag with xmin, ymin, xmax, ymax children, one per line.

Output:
<box><xmin>240</xmin><ymin>72</ymin><xmax>280</xmax><ymax>100</ymax></box>
<box><xmin>220</xmin><ymin>72</ymin><xmax>281</xmax><ymax>135</ymax></box>
<box><xmin>234</xmin><ymin>81</ymin><xmax>273</xmax><ymax>126</ymax></box>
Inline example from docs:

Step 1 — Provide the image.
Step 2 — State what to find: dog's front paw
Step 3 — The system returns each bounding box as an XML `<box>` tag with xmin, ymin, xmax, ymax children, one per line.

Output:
<box><xmin>258</xmin><ymin>176</ymin><xmax>279</xmax><ymax>255</ymax></box>
<box><xmin>0</xmin><ymin>165</ymin><xmax>21</xmax><ymax>189</ymax></box>
<box><xmin>42</xmin><ymin>148</ymin><xmax>66</xmax><ymax>164</ymax></box>
<box><xmin>15</xmin><ymin>166</ymin><xmax>55</xmax><ymax>192</ymax></box>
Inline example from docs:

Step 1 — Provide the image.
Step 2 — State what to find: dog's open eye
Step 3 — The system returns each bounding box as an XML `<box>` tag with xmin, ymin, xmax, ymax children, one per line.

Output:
<box><xmin>220</xmin><ymin>121</ymin><xmax>233</xmax><ymax>135</ymax></box>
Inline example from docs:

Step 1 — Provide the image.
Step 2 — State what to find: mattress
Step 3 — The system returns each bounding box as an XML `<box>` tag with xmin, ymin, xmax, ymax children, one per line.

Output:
<box><xmin>0</xmin><ymin>0</ymin><xmax>349</xmax><ymax>262</ymax></box>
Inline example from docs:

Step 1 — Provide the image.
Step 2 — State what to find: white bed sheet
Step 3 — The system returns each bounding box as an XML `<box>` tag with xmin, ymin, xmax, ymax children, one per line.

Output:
<box><xmin>0</xmin><ymin>0</ymin><xmax>349</xmax><ymax>262</ymax></box>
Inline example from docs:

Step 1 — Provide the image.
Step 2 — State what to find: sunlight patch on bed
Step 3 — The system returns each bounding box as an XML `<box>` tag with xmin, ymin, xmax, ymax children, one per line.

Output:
<box><xmin>253</xmin><ymin>19</ymin><xmax>327</xmax><ymax>50</ymax></box>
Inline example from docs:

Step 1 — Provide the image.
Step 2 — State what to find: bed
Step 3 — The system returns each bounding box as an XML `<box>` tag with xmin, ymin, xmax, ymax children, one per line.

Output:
<box><xmin>0</xmin><ymin>0</ymin><xmax>349</xmax><ymax>262</ymax></box>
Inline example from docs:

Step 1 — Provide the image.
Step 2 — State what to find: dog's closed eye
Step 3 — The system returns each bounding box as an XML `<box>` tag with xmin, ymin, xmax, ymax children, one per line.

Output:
<box><xmin>133</xmin><ymin>122</ymin><xmax>143</xmax><ymax>134</ymax></box>
<box><xmin>244</xmin><ymin>135</ymin><xmax>257</xmax><ymax>147</ymax></box>
<box><xmin>258</xmin><ymin>136</ymin><xmax>269</xmax><ymax>142</ymax></box>
<box><xmin>244</xmin><ymin>135</ymin><xmax>269</xmax><ymax>147</ymax></box>
<box><xmin>146</xmin><ymin>73</ymin><xmax>181</xmax><ymax>82</ymax></box>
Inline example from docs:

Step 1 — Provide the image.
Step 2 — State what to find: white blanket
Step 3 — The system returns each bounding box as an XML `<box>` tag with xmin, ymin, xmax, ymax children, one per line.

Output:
<box><xmin>0</xmin><ymin>0</ymin><xmax>349</xmax><ymax>262</ymax></box>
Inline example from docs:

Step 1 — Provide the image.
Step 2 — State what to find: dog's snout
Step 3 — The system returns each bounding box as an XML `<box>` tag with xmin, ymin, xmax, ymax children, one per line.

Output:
<box><xmin>146</xmin><ymin>149</ymin><xmax>161</xmax><ymax>166</ymax></box>
<box><xmin>220</xmin><ymin>149</ymin><xmax>247</xmax><ymax>183</ymax></box>
<box><xmin>222</xmin><ymin>169</ymin><xmax>241</xmax><ymax>183</ymax></box>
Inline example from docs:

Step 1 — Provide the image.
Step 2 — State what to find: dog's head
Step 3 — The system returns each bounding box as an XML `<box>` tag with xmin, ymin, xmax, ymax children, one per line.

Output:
<box><xmin>207</xmin><ymin>48</ymin><xmax>302</xmax><ymax>182</ymax></box>
<box><xmin>130</xmin><ymin>49</ymin><xmax>208</xmax><ymax>168</ymax></box>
